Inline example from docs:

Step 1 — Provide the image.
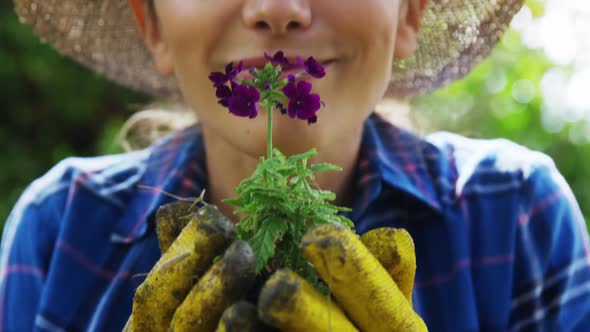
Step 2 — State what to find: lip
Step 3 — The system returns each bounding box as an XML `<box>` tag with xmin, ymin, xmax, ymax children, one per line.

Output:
<box><xmin>238</xmin><ymin>56</ymin><xmax>319</xmax><ymax>70</ymax></box>
<box><xmin>234</xmin><ymin>57</ymin><xmax>335</xmax><ymax>81</ymax></box>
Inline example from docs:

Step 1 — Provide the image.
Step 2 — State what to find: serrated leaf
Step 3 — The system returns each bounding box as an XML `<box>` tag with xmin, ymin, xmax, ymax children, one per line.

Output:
<box><xmin>339</xmin><ymin>216</ymin><xmax>354</xmax><ymax>228</ymax></box>
<box><xmin>248</xmin><ymin>216</ymin><xmax>288</xmax><ymax>272</ymax></box>
<box><xmin>222</xmin><ymin>197</ymin><xmax>245</xmax><ymax>207</ymax></box>
<box><xmin>287</xmin><ymin>149</ymin><xmax>317</xmax><ymax>163</ymax></box>
<box><xmin>310</xmin><ymin>163</ymin><xmax>342</xmax><ymax>173</ymax></box>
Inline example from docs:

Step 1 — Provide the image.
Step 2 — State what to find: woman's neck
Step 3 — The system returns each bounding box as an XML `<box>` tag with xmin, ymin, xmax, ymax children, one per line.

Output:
<box><xmin>202</xmin><ymin>126</ymin><xmax>363</xmax><ymax>224</ymax></box>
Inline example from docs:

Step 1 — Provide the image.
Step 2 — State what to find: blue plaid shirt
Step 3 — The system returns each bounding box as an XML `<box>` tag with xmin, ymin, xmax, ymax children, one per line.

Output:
<box><xmin>2</xmin><ymin>113</ymin><xmax>589</xmax><ymax>331</ymax></box>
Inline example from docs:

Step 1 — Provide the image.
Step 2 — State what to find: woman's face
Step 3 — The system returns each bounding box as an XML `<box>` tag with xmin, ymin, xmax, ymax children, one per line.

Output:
<box><xmin>145</xmin><ymin>0</ymin><xmax>411</xmax><ymax>156</ymax></box>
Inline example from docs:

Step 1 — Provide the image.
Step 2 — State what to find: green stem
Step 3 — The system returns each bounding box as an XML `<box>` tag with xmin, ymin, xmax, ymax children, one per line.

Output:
<box><xmin>266</xmin><ymin>100</ymin><xmax>273</xmax><ymax>159</ymax></box>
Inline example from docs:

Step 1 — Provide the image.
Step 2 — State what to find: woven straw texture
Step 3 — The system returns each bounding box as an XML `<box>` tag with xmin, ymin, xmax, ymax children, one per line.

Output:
<box><xmin>13</xmin><ymin>0</ymin><xmax>524</xmax><ymax>100</ymax></box>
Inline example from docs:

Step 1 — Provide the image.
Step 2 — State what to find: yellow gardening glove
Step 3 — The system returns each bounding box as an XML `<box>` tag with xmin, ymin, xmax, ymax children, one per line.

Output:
<box><xmin>258</xmin><ymin>224</ymin><xmax>428</xmax><ymax>332</ymax></box>
<box><xmin>123</xmin><ymin>202</ymin><xmax>267</xmax><ymax>332</ymax></box>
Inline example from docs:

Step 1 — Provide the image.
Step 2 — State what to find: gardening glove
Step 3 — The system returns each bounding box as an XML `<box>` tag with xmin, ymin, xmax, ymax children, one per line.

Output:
<box><xmin>123</xmin><ymin>202</ymin><xmax>263</xmax><ymax>332</ymax></box>
<box><xmin>258</xmin><ymin>224</ymin><xmax>428</xmax><ymax>332</ymax></box>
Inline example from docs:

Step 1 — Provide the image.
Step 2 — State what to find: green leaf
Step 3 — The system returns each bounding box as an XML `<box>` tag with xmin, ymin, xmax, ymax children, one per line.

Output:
<box><xmin>310</xmin><ymin>163</ymin><xmax>342</xmax><ymax>173</ymax></box>
<box><xmin>287</xmin><ymin>149</ymin><xmax>317</xmax><ymax>162</ymax></box>
<box><xmin>222</xmin><ymin>197</ymin><xmax>245</xmax><ymax>207</ymax></box>
<box><xmin>225</xmin><ymin>146</ymin><xmax>355</xmax><ymax>285</ymax></box>
<box><xmin>248</xmin><ymin>216</ymin><xmax>288</xmax><ymax>271</ymax></box>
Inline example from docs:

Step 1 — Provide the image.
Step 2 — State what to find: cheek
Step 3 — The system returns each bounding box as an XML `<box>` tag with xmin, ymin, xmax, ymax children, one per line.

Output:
<box><xmin>156</xmin><ymin>1</ymin><xmax>240</xmax><ymax>121</ymax></box>
<box><xmin>157</xmin><ymin>1</ymin><xmax>236</xmax><ymax>85</ymax></box>
<box><xmin>322</xmin><ymin>0</ymin><xmax>398</xmax><ymax>47</ymax></box>
<box><xmin>319</xmin><ymin>0</ymin><xmax>398</xmax><ymax>96</ymax></box>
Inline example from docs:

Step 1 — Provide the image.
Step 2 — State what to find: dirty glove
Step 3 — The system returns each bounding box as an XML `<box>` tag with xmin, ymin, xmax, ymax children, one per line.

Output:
<box><xmin>123</xmin><ymin>202</ymin><xmax>260</xmax><ymax>332</ymax></box>
<box><xmin>258</xmin><ymin>224</ymin><xmax>428</xmax><ymax>332</ymax></box>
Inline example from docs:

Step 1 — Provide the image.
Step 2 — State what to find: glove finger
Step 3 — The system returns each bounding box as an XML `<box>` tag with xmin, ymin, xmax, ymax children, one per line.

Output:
<box><xmin>155</xmin><ymin>201</ymin><xmax>197</xmax><ymax>254</ymax></box>
<box><xmin>302</xmin><ymin>224</ymin><xmax>427</xmax><ymax>332</ymax></box>
<box><xmin>360</xmin><ymin>227</ymin><xmax>416</xmax><ymax>305</ymax></box>
<box><xmin>215</xmin><ymin>301</ymin><xmax>274</xmax><ymax>332</ymax></box>
<box><xmin>130</xmin><ymin>205</ymin><xmax>236</xmax><ymax>332</ymax></box>
<box><xmin>258</xmin><ymin>269</ymin><xmax>358</xmax><ymax>332</ymax></box>
<box><xmin>170</xmin><ymin>240</ymin><xmax>256</xmax><ymax>332</ymax></box>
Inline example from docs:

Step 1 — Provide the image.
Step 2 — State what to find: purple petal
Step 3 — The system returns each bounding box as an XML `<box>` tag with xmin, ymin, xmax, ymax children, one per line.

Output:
<box><xmin>216</xmin><ymin>85</ymin><xmax>232</xmax><ymax>99</ymax></box>
<box><xmin>287</xmin><ymin>99</ymin><xmax>298</xmax><ymax>119</ymax></box>
<box><xmin>282</xmin><ymin>81</ymin><xmax>298</xmax><ymax>99</ymax></box>
<box><xmin>264</xmin><ymin>52</ymin><xmax>273</xmax><ymax>62</ymax></box>
<box><xmin>246</xmin><ymin>85</ymin><xmax>261</xmax><ymax>101</ymax></box>
<box><xmin>303</xmin><ymin>56</ymin><xmax>326</xmax><ymax>78</ymax></box>
<box><xmin>296</xmin><ymin>93</ymin><xmax>321</xmax><ymax>119</ymax></box>
<box><xmin>306</xmin><ymin>93</ymin><xmax>321</xmax><ymax>113</ymax></box>
<box><xmin>295</xmin><ymin>56</ymin><xmax>304</xmax><ymax>66</ymax></box>
<box><xmin>227</xmin><ymin>84</ymin><xmax>260</xmax><ymax>118</ymax></box>
<box><xmin>248</xmin><ymin>106</ymin><xmax>258</xmax><ymax>118</ymax></box>
<box><xmin>225</xmin><ymin>62</ymin><xmax>234</xmax><ymax>74</ymax></box>
<box><xmin>227</xmin><ymin>61</ymin><xmax>243</xmax><ymax>81</ymax></box>
<box><xmin>266</xmin><ymin>51</ymin><xmax>290</xmax><ymax>66</ymax></box>
<box><xmin>296</xmin><ymin>80</ymin><xmax>313</xmax><ymax>95</ymax></box>
<box><xmin>209</xmin><ymin>71</ymin><xmax>228</xmax><ymax>88</ymax></box>
<box><xmin>275</xmin><ymin>51</ymin><xmax>290</xmax><ymax>66</ymax></box>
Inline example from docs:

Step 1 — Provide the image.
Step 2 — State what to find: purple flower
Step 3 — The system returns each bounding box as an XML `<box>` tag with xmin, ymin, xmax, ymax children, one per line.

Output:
<box><xmin>216</xmin><ymin>85</ymin><xmax>232</xmax><ymax>107</ymax></box>
<box><xmin>228</xmin><ymin>84</ymin><xmax>260</xmax><ymax>118</ymax></box>
<box><xmin>208</xmin><ymin>61</ymin><xmax>244</xmax><ymax>88</ymax></box>
<box><xmin>209</xmin><ymin>71</ymin><xmax>227</xmax><ymax>88</ymax></box>
<box><xmin>297</xmin><ymin>56</ymin><xmax>326</xmax><ymax>78</ymax></box>
<box><xmin>282</xmin><ymin>80</ymin><xmax>321</xmax><ymax>121</ymax></box>
<box><xmin>264</xmin><ymin>51</ymin><xmax>290</xmax><ymax>67</ymax></box>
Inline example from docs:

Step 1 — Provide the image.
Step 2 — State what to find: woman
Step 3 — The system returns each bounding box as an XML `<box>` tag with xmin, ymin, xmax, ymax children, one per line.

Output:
<box><xmin>2</xmin><ymin>0</ymin><xmax>589</xmax><ymax>331</ymax></box>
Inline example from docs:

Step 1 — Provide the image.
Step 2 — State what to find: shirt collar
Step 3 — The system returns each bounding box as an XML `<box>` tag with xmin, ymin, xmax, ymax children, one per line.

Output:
<box><xmin>345</xmin><ymin>113</ymin><xmax>443</xmax><ymax>221</ymax></box>
<box><xmin>112</xmin><ymin>113</ymin><xmax>447</xmax><ymax>243</ymax></box>
<box><xmin>110</xmin><ymin>125</ymin><xmax>208</xmax><ymax>244</ymax></box>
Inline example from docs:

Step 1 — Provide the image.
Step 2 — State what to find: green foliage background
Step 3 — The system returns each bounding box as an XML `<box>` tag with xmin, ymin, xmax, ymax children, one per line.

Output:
<box><xmin>0</xmin><ymin>1</ymin><xmax>149</xmax><ymax>229</ymax></box>
<box><xmin>1</xmin><ymin>1</ymin><xmax>588</xmax><ymax>232</ymax></box>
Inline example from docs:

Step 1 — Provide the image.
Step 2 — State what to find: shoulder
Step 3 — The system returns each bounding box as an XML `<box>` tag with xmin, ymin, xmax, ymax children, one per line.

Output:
<box><xmin>363</xmin><ymin>114</ymin><xmax>564</xmax><ymax>211</ymax></box>
<box><xmin>2</xmin><ymin>125</ymin><xmax>204</xmax><ymax>249</ymax></box>
<box><xmin>1</xmin><ymin>125</ymin><xmax>188</xmax><ymax>249</ymax></box>
<box><xmin>16</xmin><ymin>149</ymin><xmax>151</xmax><ymax>214</ymax></box>
<box><xmin>7</xmin><ymin>124</ymin><xmax>201</xmax><ymax>221</ymax></box>
<box><xmin>2</xmin><ymin>150</ymin><xmax>150</xmax><ymax>249</ymax></box>
<box><xmin>424</xmin><ymin>131</ymin><xmax>558</xmax><ymax>197</ymax></box>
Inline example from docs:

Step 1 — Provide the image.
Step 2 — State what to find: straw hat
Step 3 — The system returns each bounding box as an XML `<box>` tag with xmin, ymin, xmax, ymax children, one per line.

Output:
<box><xmin>13</xmin><ymin>0</ymin><xmax>524</xmax><ymax>100</ymax></box>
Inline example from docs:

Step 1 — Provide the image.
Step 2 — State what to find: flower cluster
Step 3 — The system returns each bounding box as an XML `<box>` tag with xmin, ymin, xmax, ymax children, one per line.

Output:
<box><xmin>208</xmin><ymin>51</ymin><xmax>326</xmax><ymax>125</ymax></box>
<box><xmin>210</xmin><ymin>52</ymin><xmax>353</xmax><ymax>285</ymax></box>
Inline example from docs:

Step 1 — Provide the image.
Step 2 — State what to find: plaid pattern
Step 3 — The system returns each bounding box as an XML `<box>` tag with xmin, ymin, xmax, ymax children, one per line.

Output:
<box><xmin>1</xmin><ymin>113</ymin><xmax>589</xmax><ymax>331</ymax></box>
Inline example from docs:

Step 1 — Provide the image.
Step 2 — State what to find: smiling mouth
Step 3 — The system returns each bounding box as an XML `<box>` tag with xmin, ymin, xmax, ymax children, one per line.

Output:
<box><xmin>235</xmin><ymin>59</ymin><xmax>335</xmax><ymax>81</ymax></box>
<box><xmin>238</xmin><ymin>55</ymin><xmax>333</xmax><ymax>67</ymax></box>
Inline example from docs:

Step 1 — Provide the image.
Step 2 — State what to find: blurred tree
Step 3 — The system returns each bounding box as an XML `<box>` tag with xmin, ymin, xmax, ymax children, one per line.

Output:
<box><xmin>412</xmin><ymin>28</ymin><xmax>590</xmax><ymax>227</ymax></box>
<box><xmin>0</xmin><ymin>1</ymin><xmax>150</xmax><ymax>228</ymax></box>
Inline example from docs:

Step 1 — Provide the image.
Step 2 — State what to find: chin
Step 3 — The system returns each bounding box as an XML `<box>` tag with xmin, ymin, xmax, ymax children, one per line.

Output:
<box><xmin>270</xmin><ymin>115</ymin><xmax>325</xmax><ymax>156</ymax></box>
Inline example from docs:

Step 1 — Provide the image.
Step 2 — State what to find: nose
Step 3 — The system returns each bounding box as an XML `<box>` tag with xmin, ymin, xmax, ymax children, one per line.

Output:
<box><xmin>242</xmin><ymin>0</ymin><xmax>311</xmax><ymax>35</ymax></box>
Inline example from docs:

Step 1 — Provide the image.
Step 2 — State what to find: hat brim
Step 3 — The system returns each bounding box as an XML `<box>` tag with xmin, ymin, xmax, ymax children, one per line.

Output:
<box><xmin>14</xmin><ymin>0</ymin><xmax>524</xmax><ymax>100</ymax></box>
